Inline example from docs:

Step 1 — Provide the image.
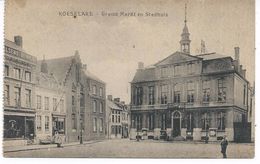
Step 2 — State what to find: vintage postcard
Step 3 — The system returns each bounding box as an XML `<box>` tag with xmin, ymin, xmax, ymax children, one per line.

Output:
<box><xmin>2</xmin><ymin>0</ymin><xmax>255</xmax><ymax>158</ymax></box>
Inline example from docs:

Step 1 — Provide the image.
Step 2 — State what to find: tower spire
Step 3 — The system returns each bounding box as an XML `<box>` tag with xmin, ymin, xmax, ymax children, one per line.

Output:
<box><xmin>185</xmin><ymin>3</ymin><xmax>187</xmax><ymax>24</ymax></box>
<box><xmin>180</xmin><ymin>3</ymin><xmax>191</xmax><ymax>54</ymax></box>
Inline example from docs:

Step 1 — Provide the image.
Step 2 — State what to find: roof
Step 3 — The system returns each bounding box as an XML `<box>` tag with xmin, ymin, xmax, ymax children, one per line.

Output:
<box><xmin>131</xmin><ymin>67</ymin><xmax>156</xmax><ymax>83</ymax></box>
<box><xmin>107</xmin><ymin>99</ymin><xmax>122</xmax><ymax>110</ymax></box>
<box><xmin>154</xmin><ymin>51</ymin><xmax>202</xmax><ymax>66</ymax></box>
<box><xmin>196</xmin><ymin>53</ymin><xmax>232</xmax><ymax>61</ymax></box>
<box><xmin>84</xmin><ymin>69</ymin><xmax>105</xmax><ymax>84</ymax></box>
<box><xmin>37</xmin><ymin>56</ymin><xmax>74</xmax><ymax>83</ymax></box>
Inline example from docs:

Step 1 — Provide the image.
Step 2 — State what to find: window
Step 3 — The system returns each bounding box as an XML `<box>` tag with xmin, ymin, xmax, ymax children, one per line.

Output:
<box><xmin>80</xmin><ymin>93</ymin><xmax>85</xmax><ymax>107</ymax></box>
<box><xmin>187</xmin><ymin>63</ymin><xmax>194</xmax><ymax>74</ymax></box>
<box><xmin>217</xmin><ymin>79</ymin><xmax>226</xmax><ymax>102</ymax></box>
<box><xmin>148</xmin><ymin>114</ymin><xmax>154</xmax><ymax>130</ymax></box>
<box><xmin>4</xmin><ymin>85</ymin><xmax>10</xmax><ymax>105</ymax></box>
<box><xmin>99</xmin><ymin>102</ymin><xmax>103</xmax><ymax>113</ymax></box>
<box><xmin>25</xmin><ymin>71</ymin><xmax>31</xmax><ymax>82</ymax></box>
<box><xmin>4</xmin><ymin>65</ymin><xmax>9</xmax><ymax>76</ymax></box>
<box><xmin>136</xmin><ymin>115</ymin><xmax>142</xmax><ymax>131</ymax></box>
<box><xmin>93</xmin><ymin>85</ymin><xmax>97</xmax><ymax>95</ymax></box>
<box><xmin>161</xmin><ymin>114</ymin><xmax>166</xmax><ymax>130</ymax></box>
<box><xmin>148</xmin><ymin>86</ymin><xmax>155</xmax><ymax>105</ymax></box>
<box><xmin>36</xmin><ymin>95</ymin><xmax>41</xmax><ymax>109</ymax></box>
<box><xmin>45</xmin><ymin>116</ymin><xmax>49</xmax><ymax>131</ymax></box>
<box><xmin>217</xmin><ymin>112</ymin><xmax>225</xmax><ymax>130</ymax></box>
<box><xmin>136</xmin><ymin>87</ymin><xmax>143</xmax><ymax>105</ymax></box>
<box><xmin>161</xmin><ymin>67</ymin><xmax>168</xmax><ymax>77</ymax></box>
<box><xmin>112</xmin><ymin>110</ymin><xmax>115</xmax><ymax>123</ymax></box>
<box><xmin>174</xmin><ymin>84</ymin><xmax>181</xmax><ymax>103</ymax></box>
<box><xmin>203</xmin><ymin>80</ymin><xmax>210</xmax><ymax>102</ymax></box>
<box><xmin>93</xmin><ymin>117</ymin><xmax>97</xmax><ymax>132</ymax></box>
<box><xmin>161</xmin><ymin>85</ymin><xmax>168</xmax><ymax>104</ymax></box>
<box><xmin>187</xmin><ymin>82</ymin><xmax>195</xmax><ymax>103</ymax></box>
<box><xmin>14</xmin><ymin>87</ymin><xmax>21</xmax><ymax>106</ymax></box>
<box><xmin>72</xmin><ymin>95</ymin><xmax>75</xmax><ymax>106</ymax></box>
<box><xmin>99</xmin><ymin>118</ymin><xmax>103</xmax><ymax>132</ymax></box>
<box><xmin>14</xmin><ymin>68</ymin><xmax>21</xmax><ymax>79</ymax></box>
<box><xmin>93</xmin><ymin>100</ymin><xmax>97</xmax><ymax>112</ymax></box>
<box><xmin>118</xmin><ymin>112</ymin><xmax>121</xmax><ymax>123</ymax></box>
<box><xmin>37</xmin><ymin>116</ymin><xmax>42</xmax><ymax>131</ymax></box>
<box><xmin>174</xmin><ymin>65</ymin><xmax>181</xmax><ymax>76</ymax></box>
<box><xmin>202</xmin><ymin>113</ymin><xmax>210</xmax><ymax>130</ymax></box>
<box><xmin>243</xmin><ymin>85</ymin><xmax>246</xmax><ymax>105</ymax></box>
<box><xmin>72</xmin><ymin>114</ymin><xmax>77</xmax><ymax>130</ymax></box>
<box><xmin>187</xmin><ymin>113</ymin><xmax>194</xmax><ymax>131</ymax></box>
<box><xmin>25</xmin><ymin>89</ymin><xmax>31</xmax><ymax>108</ymax></box>
<box><xmin>174</xmin><ymin>91</ymin><xmax>181</xmax><ymax>103</ymax></box>
<box><xmin>53</xmin><ymin>98</ymin><xmax>57</xmax><ymax>111</ymax></box>
<box><xmin>60</xmin><ymin>99</ymin><xmax>64</xmax><ymax>112</ymax></box>
<box><xmin>99</xmin><ymin>87</ymin><xmax>103</xmax><ymax>97</ymax></box>
<box><xmin>44</xmin><ymin>97</ymin><xmax>49</xmax><ymax>110</ymax></box>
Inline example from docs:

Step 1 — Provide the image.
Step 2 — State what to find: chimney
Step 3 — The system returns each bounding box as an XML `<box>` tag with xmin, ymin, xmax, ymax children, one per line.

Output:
<box><xmin>14</xmin><ymin>36</ymin><xmax>23</xmax><ymax>47</ymax></box>
<box><xmin>114</xmin><ymin>98</ymin><xmax>120</xmax><ymax>103</ymax></box>
<box><xmin>107</xmin><ymin>95</ymin><xmax>113</xmax><ymax>101</ymax></box>
<box><xmin>234</xmin><ymin>47</ymin><xmax>240</xmax><ymax>63</ymax></box>
<box><xmin>138</xmin><ymin>62</ymin><xmax>144</xmax><ymax>69</ymax></box>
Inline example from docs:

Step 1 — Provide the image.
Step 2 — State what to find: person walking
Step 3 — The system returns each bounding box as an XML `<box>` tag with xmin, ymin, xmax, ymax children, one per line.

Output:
<box><xmin>220</xmin><ymin>135</ymin><xmax>228</xmax><ymax>158</ymax></box>
<box><xmin>54</xmin><ymin>131</ymin><xmax>62</xmax><ymax>148</ymax></box>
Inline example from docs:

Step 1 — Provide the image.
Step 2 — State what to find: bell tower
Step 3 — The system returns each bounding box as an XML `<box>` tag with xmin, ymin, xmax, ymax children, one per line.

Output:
<box><xmin>180</xmin><ymin>4</ymin><xmax>191</xmax><ymax>54</ymax></box>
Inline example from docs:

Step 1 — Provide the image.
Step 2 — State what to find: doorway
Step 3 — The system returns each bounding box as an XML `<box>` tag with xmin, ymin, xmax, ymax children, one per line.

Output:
<box><xmin>172</xmin><ymin>111</ymin><xmax>181</xmax><ymax>137</ymax></box>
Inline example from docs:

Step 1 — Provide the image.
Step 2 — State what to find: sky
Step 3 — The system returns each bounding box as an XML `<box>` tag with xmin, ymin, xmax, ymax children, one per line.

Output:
<box><xmin>4</xmin><ymin>0</ymin><xmax>255</xmax><ymax>103</ymax></box>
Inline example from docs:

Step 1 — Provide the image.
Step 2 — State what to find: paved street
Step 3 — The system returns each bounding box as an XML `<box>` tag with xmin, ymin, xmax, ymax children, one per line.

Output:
<box><xmin>3</xmin><ymin>139</ymin><xmax>254</xmax><ymax>158</ymax></box>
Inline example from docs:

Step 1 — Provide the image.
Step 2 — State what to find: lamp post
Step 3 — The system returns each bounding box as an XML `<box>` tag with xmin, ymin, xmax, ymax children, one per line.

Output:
<box><xmin>80</xmin><ymin>119</ymin><xmax>83</xmax><ymax>144</ymax></box>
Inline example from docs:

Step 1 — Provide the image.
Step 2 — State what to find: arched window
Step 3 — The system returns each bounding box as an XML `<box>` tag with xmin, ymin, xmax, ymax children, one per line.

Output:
<box><xmin>93</xmin><ymin>100</ymin><xmax>97</xmax><ymax>112</ymax></box>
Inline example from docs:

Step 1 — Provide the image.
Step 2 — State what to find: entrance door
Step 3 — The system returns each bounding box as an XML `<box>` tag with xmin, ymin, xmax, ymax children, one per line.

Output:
<box><xmin>172</xmin><ymin>111</ymin><xmax>181</xmax><ymax>137</ymax></box>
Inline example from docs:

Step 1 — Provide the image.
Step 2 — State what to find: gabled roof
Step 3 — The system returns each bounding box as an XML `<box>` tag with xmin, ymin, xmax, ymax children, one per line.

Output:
<box><xmin>37</xmin><ymin>56</ymin><xmax>74</xmax><ymax>84</ymax></box>
<box><xmin>84</xmin><ymin>69</ymin><xmax>105</xmax><ymax>84</ymax></box>
<box><xmin>107</xmin><ymin>99</ymin><xmax>122</xmax><ymax>110</ymax></box>
<box><xmin>154</xmin><ymin>51</ymin><xmax>202</xmax><ymax>66</ymax></box>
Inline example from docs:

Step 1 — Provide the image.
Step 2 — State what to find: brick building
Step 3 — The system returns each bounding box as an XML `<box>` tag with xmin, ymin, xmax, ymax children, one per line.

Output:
<box><xmin>41</xmin><ymin>51</ymin><xmax>106</xmax><ymax>142</ymax></box>
<box><xmin>130</xmin><ymin>14</ymin><xmax>249</xmax><ymax>142</ymax></box>
<box><xmin>34</xmin><ymin>58</ymin><xmax>66</xmax><ymax>143</ymax></box>
<box><xmin>106</xmin><ymin>95</ymin><xmax>129</xmax><ymax>139</ymax></box>
<box><xmin>3</xmin><ymin>36</ymin><xmax>37</xmax><ymax>146</ymax></box>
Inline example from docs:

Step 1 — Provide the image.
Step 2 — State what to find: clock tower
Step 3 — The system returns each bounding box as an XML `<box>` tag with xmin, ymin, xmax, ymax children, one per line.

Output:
<box><xmin>180</xmin><ymin>4</ymin><xmax>191</xmax><ymax>54</ymax></box>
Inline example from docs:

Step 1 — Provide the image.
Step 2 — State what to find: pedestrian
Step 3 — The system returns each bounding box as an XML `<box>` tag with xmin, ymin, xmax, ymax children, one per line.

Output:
<box><xmin>220</xmin><ymin>135</ymin><xmax>228</xmax><ymax>158</ymax></box>
<box><xmin>54</xmin><ymin>131</ymin><xmax>62</xmax><ymax>148</ymax></box>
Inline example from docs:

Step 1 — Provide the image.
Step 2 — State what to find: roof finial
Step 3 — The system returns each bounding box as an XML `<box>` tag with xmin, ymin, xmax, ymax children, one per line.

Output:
<box><xmin>184</xmin><ymin>3</ymin><xmax>187</xmax><ymax>24</ymax></box>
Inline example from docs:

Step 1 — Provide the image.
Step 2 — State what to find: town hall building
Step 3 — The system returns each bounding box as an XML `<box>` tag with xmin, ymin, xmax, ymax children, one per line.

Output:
<box><xmin>130</xmin><ymin>7</ymin><xmax>249</xmax><ymax>142</ymax></box>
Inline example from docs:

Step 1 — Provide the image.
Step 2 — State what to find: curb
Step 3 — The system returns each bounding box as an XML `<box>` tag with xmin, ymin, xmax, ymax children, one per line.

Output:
<box><xmin>3</xmin><ymin>140</ymin><xmax>103</xmax><ymax>153</ymax></box>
